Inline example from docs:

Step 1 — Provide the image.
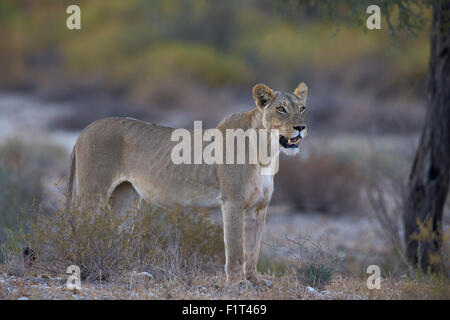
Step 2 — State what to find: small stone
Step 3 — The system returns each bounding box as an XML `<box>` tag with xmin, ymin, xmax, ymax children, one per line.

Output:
<box><xmin>130</xmin><ymin>271</ymin><xmax>153</xmax><ymax>279</ymax></box>
<box><xmin>257</xmin><ymin>279</ymin><xmax>273</xmax><ymax>289</ymax></box>
<box><xmin>238</xmin><ymin>279</ymin><xmax>254</xmax><ymax>290</ymax></box>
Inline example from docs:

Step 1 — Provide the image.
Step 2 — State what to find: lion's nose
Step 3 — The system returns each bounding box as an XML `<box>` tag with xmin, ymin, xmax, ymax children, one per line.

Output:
<box><xmin>294</xmin><ymin>125</ymin><xmax>306</xmax><ymax>132</ymax></box>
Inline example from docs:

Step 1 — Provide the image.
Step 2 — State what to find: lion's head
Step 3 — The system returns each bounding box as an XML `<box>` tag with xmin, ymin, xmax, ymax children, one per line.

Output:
<box><xmin>252</xmin><ymin>82</ymin><xmax>308</xmax><ymax>155</ymax></box>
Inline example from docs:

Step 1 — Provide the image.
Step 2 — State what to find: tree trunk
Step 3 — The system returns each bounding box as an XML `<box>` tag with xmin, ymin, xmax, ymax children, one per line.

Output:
<box><xmin>403</xmin><ymin>0</ymin><xmax>450</xmax><ymax>271</ymax></box>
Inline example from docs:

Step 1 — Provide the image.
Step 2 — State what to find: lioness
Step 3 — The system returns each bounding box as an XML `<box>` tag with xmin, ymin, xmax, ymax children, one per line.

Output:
<box><xmin>67</xmin><ymin>83</ymin><xmax>308</xmax><ymax>286</ymax></box>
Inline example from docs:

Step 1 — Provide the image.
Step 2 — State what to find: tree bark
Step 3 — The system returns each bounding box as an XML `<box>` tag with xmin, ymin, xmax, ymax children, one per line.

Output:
<box><xmin>403</xmin><ymin>0</ymin><xmax>450</xmax><ymax>271</ymax></box>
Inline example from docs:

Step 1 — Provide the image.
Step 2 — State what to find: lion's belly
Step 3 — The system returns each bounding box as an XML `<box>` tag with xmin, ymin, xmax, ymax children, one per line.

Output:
<box><xmin>113</xmin><ymin>119</ymin><xmax>221</xmax><ymax>209</ymax></box>
<box><xmin>129</xmin><ymin>162</ymin><xmax>221</xmax><ymax>209</ymax></box>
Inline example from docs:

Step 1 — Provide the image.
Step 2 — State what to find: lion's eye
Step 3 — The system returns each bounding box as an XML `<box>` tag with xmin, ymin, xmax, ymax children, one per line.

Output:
<box><xmin>299</xmin><ymin>106</ymin><xmax>306</xmax><ymax>114</ymax></box>
<box><xmin>277</xmin><ymin>106</ymin><xmax>287</xmax><ymax>113</ymax></box>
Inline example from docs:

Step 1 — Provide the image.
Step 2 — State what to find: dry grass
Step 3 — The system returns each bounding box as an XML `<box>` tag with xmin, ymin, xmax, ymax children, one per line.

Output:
<box><xmin>3</xmin><ymin>205</ymin><xmax>448</xmax><ymax>300</ymax></box>
<box><xmin>367</xmin><ymin>170</ymin><xmax>450</xmax><ymax>277</ymax></box>
<box><xmin>2</xmin><ymin>200</ymin><xmax>223</xmax><ymax>285</ymax></box>
<box><xmin>1</xmin><ymin>264</ymin><xmax>448</xmax><ymax>300</ymax></box>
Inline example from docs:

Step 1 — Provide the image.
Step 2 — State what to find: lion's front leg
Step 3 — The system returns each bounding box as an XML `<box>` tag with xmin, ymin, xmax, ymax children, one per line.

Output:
<box><xmin>244</xmin><ymin>206</ymin><xmax>267</xmax><ymax>284</ymax></box>
<box><xmin>220</xmin><ymin>200</ymin><xmax>245</xmax><ymax>285</ymax></box>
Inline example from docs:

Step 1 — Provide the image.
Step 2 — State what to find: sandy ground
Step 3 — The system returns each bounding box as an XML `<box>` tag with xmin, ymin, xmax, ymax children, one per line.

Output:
<box><xmin>264</xmin><ymin>209</ymin><xmax>384</xmax><ymax>252</ymax></box>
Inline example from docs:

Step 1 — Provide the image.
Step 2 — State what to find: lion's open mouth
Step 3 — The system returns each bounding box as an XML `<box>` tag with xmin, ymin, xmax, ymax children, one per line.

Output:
<box><xmin>279</xmin><ymin>134</ymin><xmax>301</xmax><ymax>149</ymax></box>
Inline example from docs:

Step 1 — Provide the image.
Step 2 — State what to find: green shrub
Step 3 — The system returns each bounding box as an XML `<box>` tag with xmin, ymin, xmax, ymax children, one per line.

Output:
<box><xmin>142</xmin><ymin>43</ymin><xmax>251</xmax><ymax>87</ymax></box>
<box><xmin>261</xmin><ymin>234</ymin><xmax>339</xmax><ymax>290</ymax></box>
<box><xmin>296</xmin><ymin>263</ymin><xmax>333</xmax><ymax>289</ymax></box>
<box><xmin>257</xmin><ymin>254</ymin><xmax>288</xmax><ymax>277</ymax></box>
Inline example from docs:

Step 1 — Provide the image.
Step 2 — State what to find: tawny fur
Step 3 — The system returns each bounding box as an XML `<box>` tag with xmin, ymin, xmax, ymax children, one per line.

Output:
<box><xmin>67</xmin><ymin>83</ymin><xmax>308</xmax><ymax>286</ymax></box>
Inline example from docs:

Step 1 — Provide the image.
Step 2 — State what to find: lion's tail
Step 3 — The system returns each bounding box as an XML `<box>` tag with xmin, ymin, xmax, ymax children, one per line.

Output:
<box><xmin>65</xmin><ymin>145</ymin><xmax>76</xmax><ymax>211</ymax></box>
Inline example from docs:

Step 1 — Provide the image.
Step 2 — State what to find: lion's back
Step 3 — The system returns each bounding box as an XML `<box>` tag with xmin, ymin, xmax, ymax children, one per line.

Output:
<box><xmin>74</xmin><ymin>117</ymin><xmax>220</xmax><ymax>208</ymax></box>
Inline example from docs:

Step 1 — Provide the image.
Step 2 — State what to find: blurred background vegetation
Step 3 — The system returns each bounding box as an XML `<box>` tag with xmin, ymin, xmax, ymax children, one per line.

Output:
<box><xmin>0</xmin><ymin>0</ymin><xmax>428</xmax><ymax>111</ymax></box>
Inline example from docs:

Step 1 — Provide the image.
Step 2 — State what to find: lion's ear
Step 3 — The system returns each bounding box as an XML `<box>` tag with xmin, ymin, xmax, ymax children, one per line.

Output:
<box><xmin>252</xmin><ymin>83</ymin><xmax>275</xmax><ymax>110</ymax></box>
<box><xmin>293</xmin><ymin>82</ymin><xmax>308</xmax><ymax>105</ymax></box>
